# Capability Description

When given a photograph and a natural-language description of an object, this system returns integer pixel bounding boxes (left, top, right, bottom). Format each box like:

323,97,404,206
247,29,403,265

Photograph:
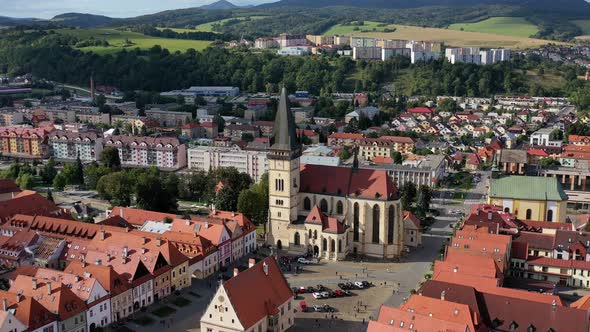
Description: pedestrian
362,318,365,324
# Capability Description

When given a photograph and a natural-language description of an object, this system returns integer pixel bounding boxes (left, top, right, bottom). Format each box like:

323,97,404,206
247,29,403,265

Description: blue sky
2,0,275,19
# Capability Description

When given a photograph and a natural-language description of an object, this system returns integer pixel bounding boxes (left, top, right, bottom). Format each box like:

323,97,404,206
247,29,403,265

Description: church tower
267,88,301,249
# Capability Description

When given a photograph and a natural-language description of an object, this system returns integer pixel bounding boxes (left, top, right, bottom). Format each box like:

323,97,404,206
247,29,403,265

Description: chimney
2,298,7,311
107,253,112,262
81,255,87,267
487,212,493,221
122,246,128,257
16,292,21,303
552,299,557,310
156,238,162,247
185,220,190,226
125,227,130,233
440,290,446,301
248,258,256,268
100,229,105,241
119,208,124,218
453,266,458,273
233,268,239,277
263,262,269,276
32,278,37,290
95,258,102,265
74,275,80,282
142,237,147,245
47,282,52,295
141,247,146,254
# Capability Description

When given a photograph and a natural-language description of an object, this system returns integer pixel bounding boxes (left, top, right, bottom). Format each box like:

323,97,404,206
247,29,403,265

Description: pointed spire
352,147,359,172
270,87,301,158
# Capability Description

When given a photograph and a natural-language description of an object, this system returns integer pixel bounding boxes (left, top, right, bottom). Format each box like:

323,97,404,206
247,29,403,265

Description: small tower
267,87,302,249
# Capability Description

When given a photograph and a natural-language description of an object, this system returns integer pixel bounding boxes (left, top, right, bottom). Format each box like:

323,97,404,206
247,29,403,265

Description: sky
1,0,276,19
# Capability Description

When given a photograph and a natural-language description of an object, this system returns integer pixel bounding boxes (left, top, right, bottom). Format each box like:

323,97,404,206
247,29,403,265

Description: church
267,88,405,260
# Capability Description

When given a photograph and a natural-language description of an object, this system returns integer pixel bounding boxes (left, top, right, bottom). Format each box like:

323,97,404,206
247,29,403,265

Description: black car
337,283,348,290
317,284,327,292
361,281,372,288
306,286,316,293
323,304,335,312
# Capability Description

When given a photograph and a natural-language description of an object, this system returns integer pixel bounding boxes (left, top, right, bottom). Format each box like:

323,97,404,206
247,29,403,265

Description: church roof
300,164,399,201
270,88,300,152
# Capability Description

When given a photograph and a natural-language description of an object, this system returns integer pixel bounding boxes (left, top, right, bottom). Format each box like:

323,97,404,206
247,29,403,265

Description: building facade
104,135,187,170
0,127,52,159
50,131,103,162
187,146,268,183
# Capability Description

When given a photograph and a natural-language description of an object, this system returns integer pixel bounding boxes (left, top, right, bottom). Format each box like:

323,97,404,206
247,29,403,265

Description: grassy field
193,16,266,32
56,28,211,54
448,17,539,38
351,24,563,49
573,20,590,35
323,21,397,35
523,69,567,91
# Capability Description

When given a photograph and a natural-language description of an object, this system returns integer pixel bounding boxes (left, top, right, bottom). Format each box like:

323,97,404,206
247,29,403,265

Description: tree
101,147,121,171
241,133,254,142
437,98,458,113
135,169,178,212
215,187,239,212
417,185,432,216
393,151,403,164
16,173,35,190
237,173,269,226
84,162,111,190
400,182,417,211
46,190,54,203
53,173,67,191
96,172,133,207
213,114,225,133
42,158,58,184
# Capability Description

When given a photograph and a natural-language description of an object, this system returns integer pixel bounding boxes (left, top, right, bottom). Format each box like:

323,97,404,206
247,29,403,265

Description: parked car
298,258,312,264
354,281,365,289
343,290,353,296
323,304,335,312
361,281,372,288
306,286,316,293
312,292,323,299
299,301,308,312
320,291,330,298
337,283,348,290
297,287,307,294
316,284,327,292
312,305,323,312
333,290,345,297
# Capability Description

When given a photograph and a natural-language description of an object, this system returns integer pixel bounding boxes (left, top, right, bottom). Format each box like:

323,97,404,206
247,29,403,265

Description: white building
353,47,382,60
530,127,563,147
445,47,481,64
480,48,511,65
200,257,294,332
50,131,104,162
410,51,441,64
187,146,268,182
161,86,240,98
277,46,311,56
381,48,411,61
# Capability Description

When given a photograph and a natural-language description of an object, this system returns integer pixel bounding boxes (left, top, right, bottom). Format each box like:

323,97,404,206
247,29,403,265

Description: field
55,28,211,54
448,17,539,38
193,16,267,32
573,20,590,35
323,21,397,35
351,24,563,49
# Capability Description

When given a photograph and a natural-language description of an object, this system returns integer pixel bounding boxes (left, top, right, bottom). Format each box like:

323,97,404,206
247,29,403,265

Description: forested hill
261,0,590,13
51,13,119,28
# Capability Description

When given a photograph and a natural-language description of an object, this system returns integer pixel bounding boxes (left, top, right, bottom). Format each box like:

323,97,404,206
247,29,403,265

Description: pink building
104,135,187,170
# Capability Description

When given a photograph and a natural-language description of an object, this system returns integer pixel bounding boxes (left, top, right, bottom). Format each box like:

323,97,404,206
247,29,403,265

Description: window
372,205,380,244
303,197,311,210
336,201,344,215
275,179,285,192
547,209,553,222
294,232,300,246
320,199,328,213
387,205,395,245
525,209,532,220
353,203,360,242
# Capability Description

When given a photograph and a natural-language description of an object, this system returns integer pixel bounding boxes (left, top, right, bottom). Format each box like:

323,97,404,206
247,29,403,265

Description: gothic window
372,205,380,244
547,209,553,222
304,197,311,210
320,199,328,213
336,201,344,215
388,205,395,245
353,203,360,242
294,232,300,246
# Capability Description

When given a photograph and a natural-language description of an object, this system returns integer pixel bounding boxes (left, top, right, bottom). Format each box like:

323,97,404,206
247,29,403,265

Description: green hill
448,17,539,38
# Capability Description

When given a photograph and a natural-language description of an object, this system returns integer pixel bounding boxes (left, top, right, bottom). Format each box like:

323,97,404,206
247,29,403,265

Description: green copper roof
270,87,301,152
489,176,568,201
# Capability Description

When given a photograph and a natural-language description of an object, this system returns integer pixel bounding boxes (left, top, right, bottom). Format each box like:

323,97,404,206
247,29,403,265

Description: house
181,122,218,139
403,211,422,247
344,106,380,124
497,149,528,175
200,257,294,332
327,132,363,146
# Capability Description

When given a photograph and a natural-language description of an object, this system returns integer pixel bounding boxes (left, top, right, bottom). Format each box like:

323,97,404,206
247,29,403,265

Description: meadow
323,21,397,35
573,20,590,39
193,16,267,32
351,24,563,49
448,17,539,39
55,28,211,54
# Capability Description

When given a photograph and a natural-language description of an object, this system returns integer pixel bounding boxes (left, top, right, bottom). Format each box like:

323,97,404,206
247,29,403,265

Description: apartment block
0,126,52,159
50,130,103,161
104,135,187,170
187,146,268,182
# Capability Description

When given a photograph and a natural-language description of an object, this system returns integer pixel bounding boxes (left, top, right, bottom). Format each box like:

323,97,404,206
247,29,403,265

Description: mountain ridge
199,0,239,10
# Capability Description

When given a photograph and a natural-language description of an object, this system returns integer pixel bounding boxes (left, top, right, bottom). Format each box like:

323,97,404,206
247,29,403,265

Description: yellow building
488,176,568,222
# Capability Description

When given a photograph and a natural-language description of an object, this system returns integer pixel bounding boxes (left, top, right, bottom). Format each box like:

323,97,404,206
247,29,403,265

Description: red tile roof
0,290,55,331
327,132,363,140
0,180,20,195
108,207,178,227
0,191,63,222
222,257,293,329
403,211,421,229
300,164,399,200
305,206,347,234
407,107,436,114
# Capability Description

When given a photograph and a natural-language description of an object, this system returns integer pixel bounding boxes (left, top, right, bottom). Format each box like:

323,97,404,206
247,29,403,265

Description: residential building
381,47,411,61
305,35,334,46
255,37,279,49
327,133,363,147
200,257,294,332
145,108,192,127
181,122,218,139
352,47,381,60
497,149,528,175
530,128,563,147
223,124,259,141
276,33,307,48
344,106,380,123
104,135,187,170
0,111,24,126
277,46,311,56
50,131,103,162
445,47,481,64
0,127,52,159
488,176,568,222
0,291,58,332
366,154,447,188
161,86,240,98
187,146,268,183
403,211,422,247
267,88,405,259
0,179,20,202
480,48,511,65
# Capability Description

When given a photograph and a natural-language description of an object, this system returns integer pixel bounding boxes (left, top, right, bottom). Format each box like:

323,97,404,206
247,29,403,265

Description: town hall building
267,88,405,260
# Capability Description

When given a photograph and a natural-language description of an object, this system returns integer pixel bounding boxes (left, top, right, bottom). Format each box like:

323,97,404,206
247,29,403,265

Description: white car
320,291,330,298
312,305,323,312
298,258,312,264
354,281,365,289
312,292,323,299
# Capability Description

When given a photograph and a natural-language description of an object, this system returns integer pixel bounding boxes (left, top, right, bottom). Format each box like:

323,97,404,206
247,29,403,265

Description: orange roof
328,132,363,140
401,295,478,331
10,275,87,320
222,257,293,329
433,270,500,289
0,191,63,221
571,293,590,310
64,261,130,296
0,290,55,331
373,156,393,164
403,211,421,229
379,136,414,144
434,260,499,281
371,302,473,332
109,207,177,227
569,135,590,143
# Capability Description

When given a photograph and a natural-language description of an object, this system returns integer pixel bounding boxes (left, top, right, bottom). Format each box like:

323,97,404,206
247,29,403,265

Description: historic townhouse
50,131,103,161
0,290,58,332
267,89,405,260
104,135,187,170
0,126,52,158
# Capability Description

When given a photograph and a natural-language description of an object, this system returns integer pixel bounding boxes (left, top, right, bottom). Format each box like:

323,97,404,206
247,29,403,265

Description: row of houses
0,184,257,332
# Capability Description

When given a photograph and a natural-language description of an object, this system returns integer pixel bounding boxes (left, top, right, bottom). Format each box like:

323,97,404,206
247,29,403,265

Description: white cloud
1,0,275,19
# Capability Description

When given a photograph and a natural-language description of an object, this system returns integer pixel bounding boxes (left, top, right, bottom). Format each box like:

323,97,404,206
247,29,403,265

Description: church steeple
269,87,301,160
